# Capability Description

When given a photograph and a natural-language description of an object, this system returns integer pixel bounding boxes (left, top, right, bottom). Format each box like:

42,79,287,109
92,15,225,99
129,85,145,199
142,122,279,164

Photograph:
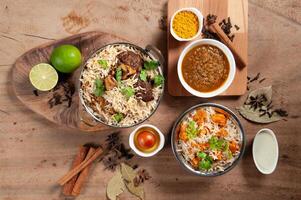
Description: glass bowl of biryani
79,43,165,128
171,103,246,176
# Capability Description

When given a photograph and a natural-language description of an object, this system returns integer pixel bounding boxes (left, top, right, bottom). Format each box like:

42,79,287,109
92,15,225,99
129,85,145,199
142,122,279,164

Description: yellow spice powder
172,11,199,39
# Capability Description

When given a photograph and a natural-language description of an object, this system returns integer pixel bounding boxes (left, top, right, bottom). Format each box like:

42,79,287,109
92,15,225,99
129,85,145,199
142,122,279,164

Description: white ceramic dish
170,7,203,41
252,128,279,174
177,39,236,98
129,124,165,157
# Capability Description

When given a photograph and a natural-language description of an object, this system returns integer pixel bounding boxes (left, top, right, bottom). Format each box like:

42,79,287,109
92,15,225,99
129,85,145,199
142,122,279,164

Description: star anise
101,132,134,171
115,143,134,160
133,169,151,187
106,132,121,150
102,155,119,171
245,94,267,110
259,108,273,118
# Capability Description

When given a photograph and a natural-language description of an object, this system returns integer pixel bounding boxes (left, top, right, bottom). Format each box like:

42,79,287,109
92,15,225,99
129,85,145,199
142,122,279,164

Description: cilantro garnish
115,67,122,83
121,86,135,99
112,113,124,123
154,74,164,87
93,78,105,97
209,136,227,150
199,159,212,170
98,59,108,69
144,60,159,70
139,69,147,81
197,151,213,170
186,121,197,139
197,152,207,159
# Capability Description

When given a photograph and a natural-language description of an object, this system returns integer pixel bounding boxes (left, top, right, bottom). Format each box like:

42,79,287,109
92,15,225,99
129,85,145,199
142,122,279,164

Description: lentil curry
182,44,229,92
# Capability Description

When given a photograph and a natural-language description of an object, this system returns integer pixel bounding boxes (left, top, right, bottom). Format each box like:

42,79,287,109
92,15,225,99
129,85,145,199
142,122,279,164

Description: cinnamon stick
209,23,247,68
71,147,96,196
62,146,89,196
58,147,103,186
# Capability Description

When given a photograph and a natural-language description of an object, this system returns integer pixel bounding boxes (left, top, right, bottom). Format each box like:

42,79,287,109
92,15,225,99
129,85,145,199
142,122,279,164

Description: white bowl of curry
177,39,236,98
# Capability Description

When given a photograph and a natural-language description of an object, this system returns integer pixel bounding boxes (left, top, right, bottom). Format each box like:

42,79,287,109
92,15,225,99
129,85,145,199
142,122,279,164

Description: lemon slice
29,63,58,91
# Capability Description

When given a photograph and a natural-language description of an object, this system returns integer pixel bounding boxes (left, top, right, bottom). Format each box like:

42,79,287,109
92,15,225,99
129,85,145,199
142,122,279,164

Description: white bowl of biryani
171,103,246,176
79,43,164,128
170,7,203,41
178,39,236,98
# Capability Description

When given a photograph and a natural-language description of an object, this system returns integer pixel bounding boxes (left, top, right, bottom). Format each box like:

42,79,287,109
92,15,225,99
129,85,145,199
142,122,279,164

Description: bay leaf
237,105,282,123
125,181,145,200
107,167,126,200
120,163,136,182
246,86,272,105
121,163,145,200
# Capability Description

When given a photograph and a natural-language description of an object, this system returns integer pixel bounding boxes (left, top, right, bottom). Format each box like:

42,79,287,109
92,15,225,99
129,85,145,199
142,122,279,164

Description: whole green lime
50,44,82,73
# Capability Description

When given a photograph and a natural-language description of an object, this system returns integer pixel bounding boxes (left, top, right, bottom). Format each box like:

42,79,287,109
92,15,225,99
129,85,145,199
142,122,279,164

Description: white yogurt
252,128,279,174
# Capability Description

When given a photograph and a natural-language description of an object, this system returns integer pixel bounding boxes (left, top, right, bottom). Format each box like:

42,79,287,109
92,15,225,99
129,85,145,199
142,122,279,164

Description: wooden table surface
0,0,300,200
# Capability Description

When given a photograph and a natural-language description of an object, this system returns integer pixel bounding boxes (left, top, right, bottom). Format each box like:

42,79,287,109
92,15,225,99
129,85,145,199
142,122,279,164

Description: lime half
29,63,58,91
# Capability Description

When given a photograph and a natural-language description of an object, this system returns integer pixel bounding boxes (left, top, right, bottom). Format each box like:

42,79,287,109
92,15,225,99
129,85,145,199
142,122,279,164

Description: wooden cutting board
12,31,128,132
167,0,248,96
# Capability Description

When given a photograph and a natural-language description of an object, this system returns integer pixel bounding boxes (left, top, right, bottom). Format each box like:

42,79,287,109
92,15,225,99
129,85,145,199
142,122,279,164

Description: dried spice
249,72,261,83
47,81,75,108
237,86,288,123
206,14,217,25
107,163,148,200
133,169,151,187
202,14,239,42
219,17,239,42
48,92,62,108
172,11,199,39
103,156,119,171
158,15,167,31
121,163,145,200
106,167,126,200
33,89,39,96
106,132,121,150
102,133,134,171
272,109,288,117
202,14,219,40
247,72,267,91
234,24,240,30
245,94,268,110
259,78,266,83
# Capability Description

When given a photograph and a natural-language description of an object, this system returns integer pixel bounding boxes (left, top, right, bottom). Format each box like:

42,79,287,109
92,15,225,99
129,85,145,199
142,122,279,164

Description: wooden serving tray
167,0,248,96
12,31,128,132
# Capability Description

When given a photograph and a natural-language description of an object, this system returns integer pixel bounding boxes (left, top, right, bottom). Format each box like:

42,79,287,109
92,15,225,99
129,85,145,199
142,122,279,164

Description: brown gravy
182,44,229,92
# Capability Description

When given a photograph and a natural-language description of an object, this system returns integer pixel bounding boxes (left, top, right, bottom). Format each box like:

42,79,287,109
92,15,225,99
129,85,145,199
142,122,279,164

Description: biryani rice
80,44,163,127
177,106,242,172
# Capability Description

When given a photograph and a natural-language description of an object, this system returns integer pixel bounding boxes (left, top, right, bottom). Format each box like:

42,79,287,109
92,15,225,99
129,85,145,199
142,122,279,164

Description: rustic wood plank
167,0,248,96
12,31,128,132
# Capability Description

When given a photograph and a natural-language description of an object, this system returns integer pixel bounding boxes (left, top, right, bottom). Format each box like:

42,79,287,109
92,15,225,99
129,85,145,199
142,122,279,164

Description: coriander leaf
197,152,207,159
94,79,105,96
186,121,197,139
121,87,135,99
223,141,233,159
144,60,159,70
154,75,164,87
139,69,147,81
98,59,108,69
116,68,122,83
113,113,124,123
209,136,226,150
199,159,212,170
223,141,229,151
